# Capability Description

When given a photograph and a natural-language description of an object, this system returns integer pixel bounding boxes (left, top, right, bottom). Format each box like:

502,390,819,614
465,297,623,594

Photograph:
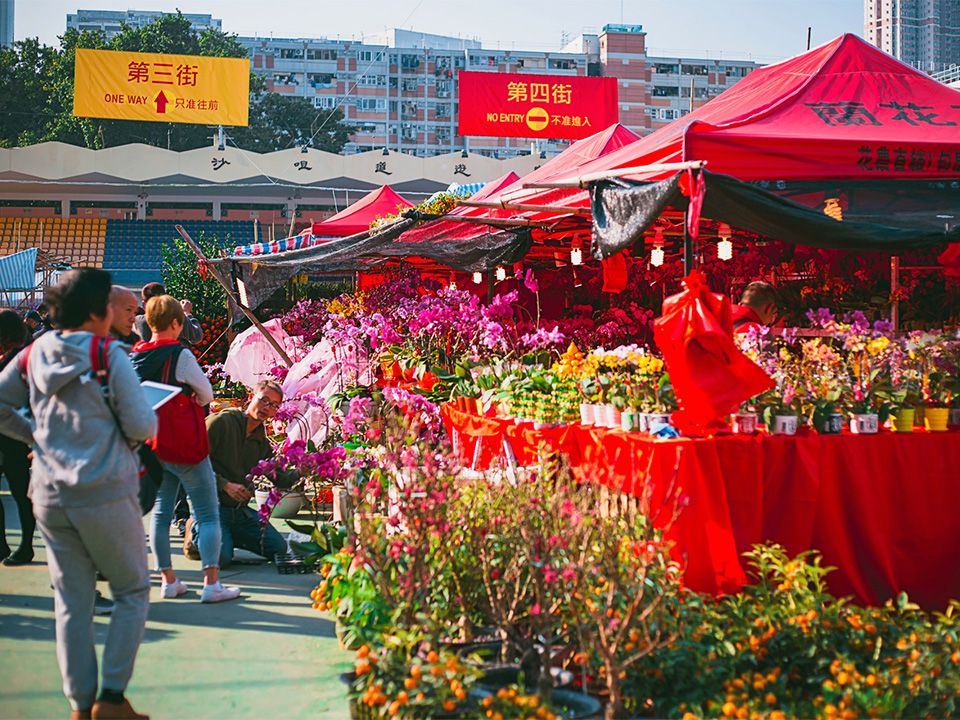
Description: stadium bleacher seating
0,217,106,268
0,217,259,289
102,219,258,288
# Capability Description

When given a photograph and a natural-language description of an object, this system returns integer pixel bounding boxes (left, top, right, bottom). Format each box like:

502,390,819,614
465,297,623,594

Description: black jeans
0,434,34,555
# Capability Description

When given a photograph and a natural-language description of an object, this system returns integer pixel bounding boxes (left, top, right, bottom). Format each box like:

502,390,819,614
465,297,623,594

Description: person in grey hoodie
0,268,157,720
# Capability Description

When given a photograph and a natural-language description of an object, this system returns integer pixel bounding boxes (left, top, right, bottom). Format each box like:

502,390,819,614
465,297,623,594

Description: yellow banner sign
73,48,249,126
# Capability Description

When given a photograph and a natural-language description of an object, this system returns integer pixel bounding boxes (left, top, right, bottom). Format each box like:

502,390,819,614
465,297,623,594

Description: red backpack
145,345,210,465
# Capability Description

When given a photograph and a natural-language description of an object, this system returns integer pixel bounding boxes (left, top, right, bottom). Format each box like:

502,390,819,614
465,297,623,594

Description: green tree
2,11,353,153
160,232,231,317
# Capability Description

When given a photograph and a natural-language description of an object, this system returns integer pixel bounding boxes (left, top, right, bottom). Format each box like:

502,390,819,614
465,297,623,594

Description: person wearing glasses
201,380,290,567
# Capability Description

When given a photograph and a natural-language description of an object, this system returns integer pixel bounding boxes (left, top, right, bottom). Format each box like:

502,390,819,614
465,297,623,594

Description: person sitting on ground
108,286,141,346
130,295,240,604
731,281,778,335
198,380,290,567
0,310,35,566
0,268,157,720
133,282,203,347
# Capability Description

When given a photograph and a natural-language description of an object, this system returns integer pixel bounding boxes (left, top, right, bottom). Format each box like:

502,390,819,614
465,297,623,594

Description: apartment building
239,25,759,157
66,9,222,37
864,0,960,73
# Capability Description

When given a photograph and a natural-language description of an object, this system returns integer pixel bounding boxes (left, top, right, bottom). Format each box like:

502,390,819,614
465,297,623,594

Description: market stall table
442,404,960,611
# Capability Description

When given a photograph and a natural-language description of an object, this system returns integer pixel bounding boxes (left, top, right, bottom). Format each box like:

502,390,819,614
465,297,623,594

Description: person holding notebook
130,295,240,604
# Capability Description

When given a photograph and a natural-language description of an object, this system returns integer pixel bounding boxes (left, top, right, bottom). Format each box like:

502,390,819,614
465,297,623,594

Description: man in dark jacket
201,380,289,567
133,282,203,347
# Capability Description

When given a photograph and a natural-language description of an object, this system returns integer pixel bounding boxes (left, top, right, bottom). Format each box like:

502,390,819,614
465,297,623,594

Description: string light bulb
570,247,582,266
472,271,483,284
650,227,665,267
717,223,733,261
495,266,506,282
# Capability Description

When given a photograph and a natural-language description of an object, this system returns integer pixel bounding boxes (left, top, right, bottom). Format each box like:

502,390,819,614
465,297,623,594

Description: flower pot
603,404,621,429
949,408,960,427
818,413,844,435
255,489,303,519
925,407,950,432
579,403,595,426
636,412,649,432
892,408,915,432
771,415,797,436
849,413,879,435
645,413,672,433
732,413,758,435
621,410,641,432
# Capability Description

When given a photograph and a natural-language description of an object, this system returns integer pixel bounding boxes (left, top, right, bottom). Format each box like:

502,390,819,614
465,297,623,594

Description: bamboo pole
174,224,293,367
455,199,591,216
523,160,707,189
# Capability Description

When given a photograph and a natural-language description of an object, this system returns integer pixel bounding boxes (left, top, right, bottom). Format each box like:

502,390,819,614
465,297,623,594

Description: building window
280,48,302,59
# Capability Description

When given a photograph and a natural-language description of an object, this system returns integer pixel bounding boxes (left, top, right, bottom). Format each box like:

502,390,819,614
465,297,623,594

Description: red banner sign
457,71,618,140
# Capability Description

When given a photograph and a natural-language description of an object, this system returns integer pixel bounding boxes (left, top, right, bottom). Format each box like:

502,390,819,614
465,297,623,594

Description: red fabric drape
442,403,960,610
653,272,773,435
601,251,629,294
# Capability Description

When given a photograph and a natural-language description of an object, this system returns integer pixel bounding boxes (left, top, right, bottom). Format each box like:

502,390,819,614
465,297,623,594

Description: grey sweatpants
34,494,150,711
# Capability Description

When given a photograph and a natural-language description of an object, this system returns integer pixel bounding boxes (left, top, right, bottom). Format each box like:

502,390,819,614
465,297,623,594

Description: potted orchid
249,438,345,523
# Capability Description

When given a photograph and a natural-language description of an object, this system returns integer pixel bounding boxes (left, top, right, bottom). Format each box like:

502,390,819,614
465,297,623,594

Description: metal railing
932,64,960,84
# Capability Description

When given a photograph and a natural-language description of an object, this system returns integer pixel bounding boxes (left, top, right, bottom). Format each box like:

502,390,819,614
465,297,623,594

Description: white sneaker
201,582,241,603
160,579,188,599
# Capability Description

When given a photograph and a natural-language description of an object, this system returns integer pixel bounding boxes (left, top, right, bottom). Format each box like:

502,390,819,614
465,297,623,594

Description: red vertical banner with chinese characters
457,72,618,140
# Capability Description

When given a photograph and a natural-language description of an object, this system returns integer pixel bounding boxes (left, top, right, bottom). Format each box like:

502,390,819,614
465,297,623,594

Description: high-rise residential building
0,0,14,48
238,24,758,158
66,9,221,39
864,0,960,73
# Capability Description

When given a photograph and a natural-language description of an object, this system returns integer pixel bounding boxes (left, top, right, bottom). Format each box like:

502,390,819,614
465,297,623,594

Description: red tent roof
312,185,414,237
550,35,960,183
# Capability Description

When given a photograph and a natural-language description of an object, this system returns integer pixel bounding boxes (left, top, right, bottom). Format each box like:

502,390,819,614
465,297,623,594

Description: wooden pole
456,199,591,216
523,160,706,189
890,255,899,332
174,224,293,367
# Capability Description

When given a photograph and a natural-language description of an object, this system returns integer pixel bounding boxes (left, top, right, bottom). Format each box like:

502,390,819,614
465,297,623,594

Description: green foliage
160,232,232,317
623,544,960,719
0,12,352,153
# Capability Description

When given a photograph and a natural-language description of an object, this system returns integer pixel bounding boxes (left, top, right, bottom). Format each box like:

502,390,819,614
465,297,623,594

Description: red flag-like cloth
601,250,629,294
653,272,773,435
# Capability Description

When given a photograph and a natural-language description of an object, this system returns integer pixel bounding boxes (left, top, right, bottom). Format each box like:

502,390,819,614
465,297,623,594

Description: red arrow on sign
155,91,169,114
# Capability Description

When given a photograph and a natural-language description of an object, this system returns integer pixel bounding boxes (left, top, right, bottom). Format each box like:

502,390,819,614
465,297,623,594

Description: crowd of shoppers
0,271,288,719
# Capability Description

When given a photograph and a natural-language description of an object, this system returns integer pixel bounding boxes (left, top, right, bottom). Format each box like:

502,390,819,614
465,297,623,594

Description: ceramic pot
645,413,671,433
892,408,915,432
771,415,797,436
621,410,641,432
603,404,621,429
949,408,960,426
579,403,595,425
255,489,303,519
732,413,758,435
819,412,844,435
849,413,879,435
925,407,949,432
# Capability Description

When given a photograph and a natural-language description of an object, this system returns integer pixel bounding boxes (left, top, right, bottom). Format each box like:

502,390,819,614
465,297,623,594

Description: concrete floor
0,491,353,720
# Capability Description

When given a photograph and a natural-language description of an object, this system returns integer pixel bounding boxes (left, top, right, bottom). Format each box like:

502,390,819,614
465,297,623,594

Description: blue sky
17,0,864,64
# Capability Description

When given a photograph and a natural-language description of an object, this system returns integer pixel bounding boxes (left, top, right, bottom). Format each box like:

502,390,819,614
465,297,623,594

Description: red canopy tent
311,185,414,237
550,34,960,184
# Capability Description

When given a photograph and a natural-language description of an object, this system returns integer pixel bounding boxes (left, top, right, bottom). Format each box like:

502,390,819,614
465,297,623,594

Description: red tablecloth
442,404,960,610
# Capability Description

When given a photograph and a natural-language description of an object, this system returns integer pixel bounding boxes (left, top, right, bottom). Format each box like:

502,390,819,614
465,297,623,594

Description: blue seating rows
102,219,258,272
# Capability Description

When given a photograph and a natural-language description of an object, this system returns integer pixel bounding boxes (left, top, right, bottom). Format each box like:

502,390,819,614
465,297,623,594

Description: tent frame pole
890,255,899,332
174,224,293,367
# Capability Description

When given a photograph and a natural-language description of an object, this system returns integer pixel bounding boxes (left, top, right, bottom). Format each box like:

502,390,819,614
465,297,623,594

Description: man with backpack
0,268,156,720
130,295,240,603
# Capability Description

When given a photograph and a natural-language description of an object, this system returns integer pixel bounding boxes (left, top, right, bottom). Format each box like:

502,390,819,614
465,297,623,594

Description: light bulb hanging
650,247,665,267
495,266,506,282
570,247,582,266
717,238,733,261
472,271,483,284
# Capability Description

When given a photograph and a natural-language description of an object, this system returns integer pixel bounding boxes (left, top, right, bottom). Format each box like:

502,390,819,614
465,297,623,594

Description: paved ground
0,491,353,720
